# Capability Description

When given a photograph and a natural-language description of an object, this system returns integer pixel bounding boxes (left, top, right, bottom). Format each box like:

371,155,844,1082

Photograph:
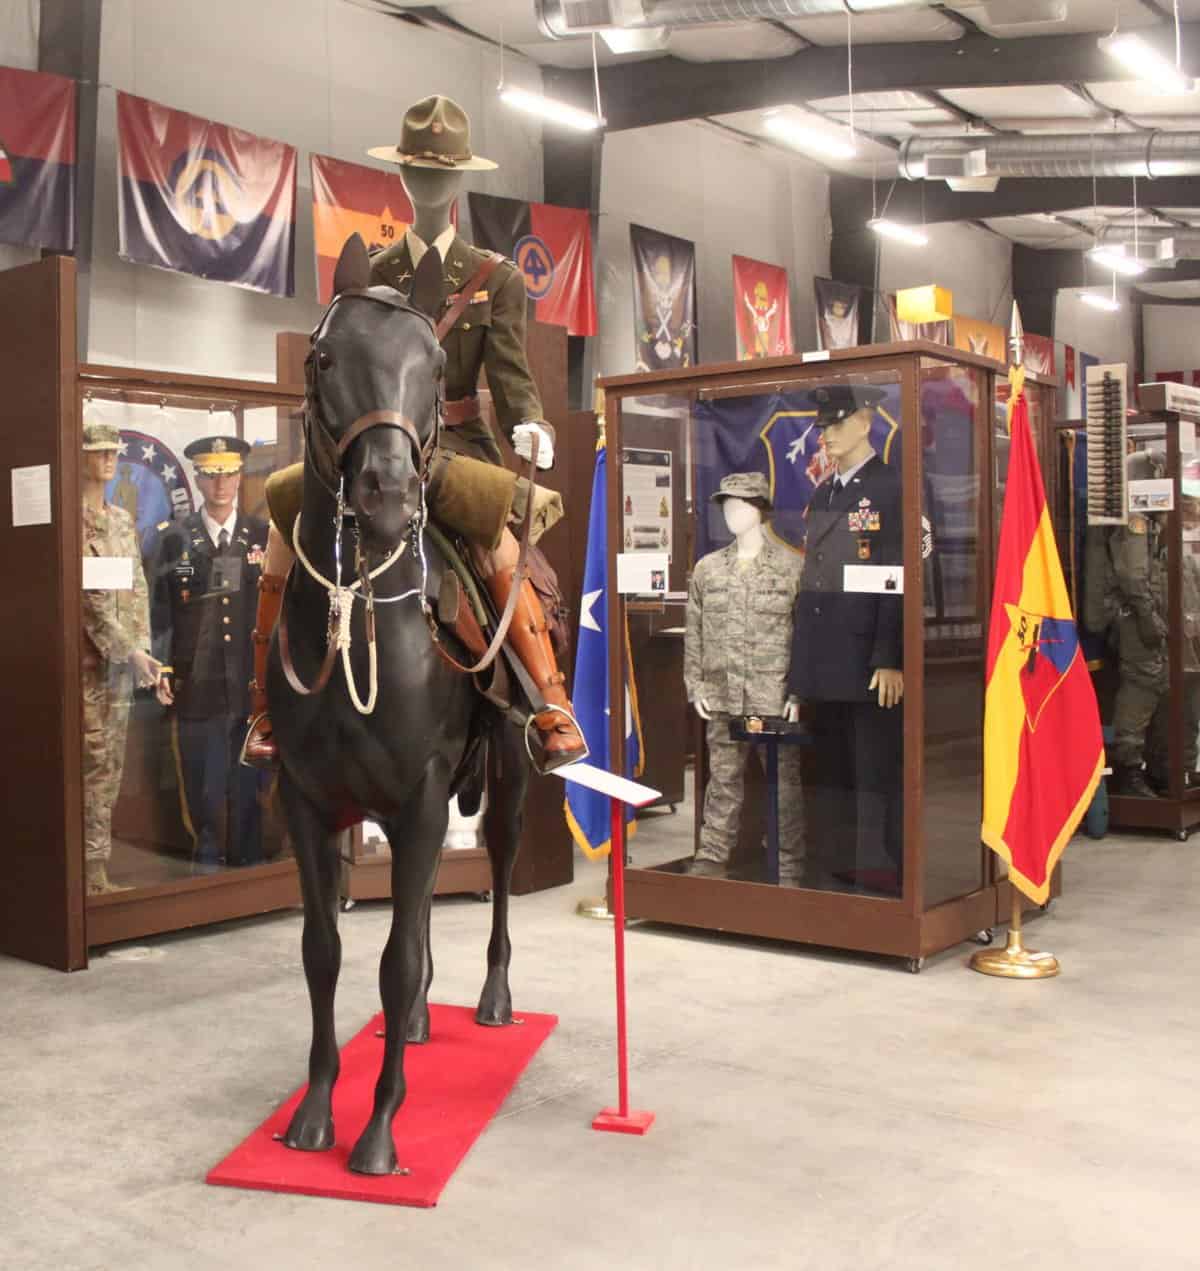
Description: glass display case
599,342,1036,969
1053,403,1200,839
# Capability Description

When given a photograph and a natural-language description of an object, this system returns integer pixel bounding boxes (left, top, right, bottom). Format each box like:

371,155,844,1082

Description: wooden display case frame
599,342,1059,969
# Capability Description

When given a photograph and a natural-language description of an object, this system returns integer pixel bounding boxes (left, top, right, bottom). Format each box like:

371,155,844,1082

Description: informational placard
1128,479,1174,513
82,556,134,590
843,564,904,594
11,464,51,527
616,551,668,596
621,447,672,557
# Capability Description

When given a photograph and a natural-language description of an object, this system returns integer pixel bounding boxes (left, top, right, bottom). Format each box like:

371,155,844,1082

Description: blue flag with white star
564,440,643,860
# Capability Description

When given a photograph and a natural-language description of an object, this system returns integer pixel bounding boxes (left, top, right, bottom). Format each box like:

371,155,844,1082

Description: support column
39,0,102,360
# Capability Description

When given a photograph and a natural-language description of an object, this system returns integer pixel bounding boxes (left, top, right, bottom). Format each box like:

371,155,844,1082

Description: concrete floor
2,828,1198,1271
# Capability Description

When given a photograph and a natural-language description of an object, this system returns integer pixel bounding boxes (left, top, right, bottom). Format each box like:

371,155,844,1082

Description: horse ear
408,247,444,320
333,233,372,296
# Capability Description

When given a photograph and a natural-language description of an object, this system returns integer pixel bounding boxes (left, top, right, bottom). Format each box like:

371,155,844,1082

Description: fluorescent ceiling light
1087,243,1147,277
1080,291,1121,313
1098,32,1195,95
763,111,857,161
868,218,929,247
599,27,668,54
499,87,603,132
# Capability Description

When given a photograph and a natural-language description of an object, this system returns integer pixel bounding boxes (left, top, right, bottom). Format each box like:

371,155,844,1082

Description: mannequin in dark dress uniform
788,386,904,892
149,436,269,870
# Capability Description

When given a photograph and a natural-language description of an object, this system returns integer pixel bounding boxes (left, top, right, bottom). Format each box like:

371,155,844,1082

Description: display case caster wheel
906,957,924,974
476,890,492,903
972,928,994,946
1177,830,1190,842
669,803,677,814
341,897,356,913
1041,899,1053,914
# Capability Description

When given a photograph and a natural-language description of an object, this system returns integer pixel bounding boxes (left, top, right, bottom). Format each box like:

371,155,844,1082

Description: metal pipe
900,131,1200,180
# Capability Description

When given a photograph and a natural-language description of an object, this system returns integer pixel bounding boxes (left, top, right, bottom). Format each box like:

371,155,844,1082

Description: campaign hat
185,435,250,475
367,95,498,171
810,384,886,427
710,471,772,511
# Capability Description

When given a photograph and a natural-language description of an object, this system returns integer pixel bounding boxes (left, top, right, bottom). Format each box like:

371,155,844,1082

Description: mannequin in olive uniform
148,437,268,869
787,385,904,893
81,422,161,895
684,472,805,882
1108,449,1200,796
243,95,584,773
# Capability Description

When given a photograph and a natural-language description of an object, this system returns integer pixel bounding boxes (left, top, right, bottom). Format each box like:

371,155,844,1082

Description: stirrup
239,713,279,770
523,703,589,774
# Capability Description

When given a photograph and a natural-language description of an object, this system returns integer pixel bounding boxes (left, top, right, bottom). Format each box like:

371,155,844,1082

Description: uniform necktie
218,529,230,553
829,476,843,507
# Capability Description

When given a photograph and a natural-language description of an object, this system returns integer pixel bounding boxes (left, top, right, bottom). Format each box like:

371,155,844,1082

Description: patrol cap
82,422,121,451
184,434,250,475
810,384,886,427
710,471,772,511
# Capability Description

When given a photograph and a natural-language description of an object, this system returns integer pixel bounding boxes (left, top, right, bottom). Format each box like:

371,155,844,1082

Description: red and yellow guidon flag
982,364,1104,903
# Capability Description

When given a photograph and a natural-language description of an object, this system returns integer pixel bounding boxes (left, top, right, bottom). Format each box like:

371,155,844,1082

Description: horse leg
404,896,433,1045
477,721,529,1026
278,767,342,1152
348,759,449,1176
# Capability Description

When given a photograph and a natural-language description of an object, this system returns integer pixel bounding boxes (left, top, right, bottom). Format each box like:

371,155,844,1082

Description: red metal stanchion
592,797,655,1135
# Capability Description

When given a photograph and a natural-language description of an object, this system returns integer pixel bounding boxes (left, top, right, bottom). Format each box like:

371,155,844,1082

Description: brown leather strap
443,395,479,426
278,575,339,697
436,253,504,342
335,409,421,463
427,431,540,677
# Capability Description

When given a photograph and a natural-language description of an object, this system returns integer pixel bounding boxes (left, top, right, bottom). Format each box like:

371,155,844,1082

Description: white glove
783,695,800,723
513,421,554,470
694,697,712,721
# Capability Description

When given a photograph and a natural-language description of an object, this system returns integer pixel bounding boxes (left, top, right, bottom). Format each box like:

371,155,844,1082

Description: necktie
829,477,843,507
217,528,230,553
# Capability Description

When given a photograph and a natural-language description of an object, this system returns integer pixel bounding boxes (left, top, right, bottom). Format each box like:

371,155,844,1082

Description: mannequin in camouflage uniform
684,473,805,882
81,422,161,894
1108,450,1200,795
242,95,585,774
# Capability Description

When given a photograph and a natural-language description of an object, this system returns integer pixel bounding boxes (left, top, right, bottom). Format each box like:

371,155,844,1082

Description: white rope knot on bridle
292,508,426,715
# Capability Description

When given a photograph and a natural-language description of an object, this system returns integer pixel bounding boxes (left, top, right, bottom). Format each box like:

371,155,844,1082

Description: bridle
282,288,443,713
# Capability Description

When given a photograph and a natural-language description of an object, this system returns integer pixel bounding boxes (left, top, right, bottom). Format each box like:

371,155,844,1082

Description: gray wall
1143,304,1200,379
597,120,831,377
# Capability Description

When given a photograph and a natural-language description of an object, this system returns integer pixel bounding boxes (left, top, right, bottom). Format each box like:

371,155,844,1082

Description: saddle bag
526,544,571,662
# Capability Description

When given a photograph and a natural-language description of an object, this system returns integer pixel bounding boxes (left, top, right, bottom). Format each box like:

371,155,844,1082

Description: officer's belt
444,394,481,426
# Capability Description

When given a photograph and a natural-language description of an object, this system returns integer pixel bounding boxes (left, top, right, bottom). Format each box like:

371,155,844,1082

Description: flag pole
971,301,1061,980
577,386,614,921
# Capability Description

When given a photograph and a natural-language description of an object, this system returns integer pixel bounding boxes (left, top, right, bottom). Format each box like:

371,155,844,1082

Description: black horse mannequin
271,235,529,1176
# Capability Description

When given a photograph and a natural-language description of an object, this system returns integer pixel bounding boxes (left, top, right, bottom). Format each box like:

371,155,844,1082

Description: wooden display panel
0,257,86,970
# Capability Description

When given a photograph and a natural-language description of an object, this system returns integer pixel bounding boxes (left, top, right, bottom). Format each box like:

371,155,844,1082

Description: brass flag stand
970,889,1059,979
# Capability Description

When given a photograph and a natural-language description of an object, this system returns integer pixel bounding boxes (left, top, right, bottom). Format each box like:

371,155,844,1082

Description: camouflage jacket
684,537,802,716
82,501,151,664
369,234,548,464
1111,517,1200,673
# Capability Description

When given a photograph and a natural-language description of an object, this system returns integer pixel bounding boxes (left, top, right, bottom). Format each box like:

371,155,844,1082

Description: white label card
11,464,51,527
843,564,904,595
82,556,134,590
1181,421,1196,456
1128,479,1173,513
616,551,668,595
801,350,831,363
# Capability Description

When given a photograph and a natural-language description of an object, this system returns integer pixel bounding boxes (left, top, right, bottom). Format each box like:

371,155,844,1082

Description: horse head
305,233,446,551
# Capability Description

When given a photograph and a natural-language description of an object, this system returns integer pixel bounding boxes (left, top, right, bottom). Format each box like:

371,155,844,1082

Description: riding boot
241,572,287,769
484,566,588,773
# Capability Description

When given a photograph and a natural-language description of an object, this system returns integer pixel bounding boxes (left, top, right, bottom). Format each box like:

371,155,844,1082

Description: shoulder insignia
157,520,169,531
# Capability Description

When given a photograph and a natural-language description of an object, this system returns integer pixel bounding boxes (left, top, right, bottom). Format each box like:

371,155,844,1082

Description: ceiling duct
900,131,1200,182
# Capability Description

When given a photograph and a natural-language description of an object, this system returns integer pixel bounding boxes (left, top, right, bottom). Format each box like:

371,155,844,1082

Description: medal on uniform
857,537,871,560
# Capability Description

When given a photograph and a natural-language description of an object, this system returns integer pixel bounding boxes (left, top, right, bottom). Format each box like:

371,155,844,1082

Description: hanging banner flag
0,66,75,251
953,315,1007,363
732,254,791,360
1025,333,1056,378
468,192,596,337
117,92,296,297
311,154,418,304
982,364,1104,903
1064,345,1076,390
885,293,951,346
631,223,697,372
814,277,862,351
564,438,644,860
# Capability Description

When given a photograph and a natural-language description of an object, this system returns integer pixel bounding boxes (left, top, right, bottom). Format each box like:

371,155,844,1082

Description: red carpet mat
207,1004,557,1207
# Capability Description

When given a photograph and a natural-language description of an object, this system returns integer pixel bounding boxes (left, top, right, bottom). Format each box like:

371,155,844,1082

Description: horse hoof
406,1004,430,1045
348,1125,399,1176
281,1116,335,1152
476,969,513,1026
